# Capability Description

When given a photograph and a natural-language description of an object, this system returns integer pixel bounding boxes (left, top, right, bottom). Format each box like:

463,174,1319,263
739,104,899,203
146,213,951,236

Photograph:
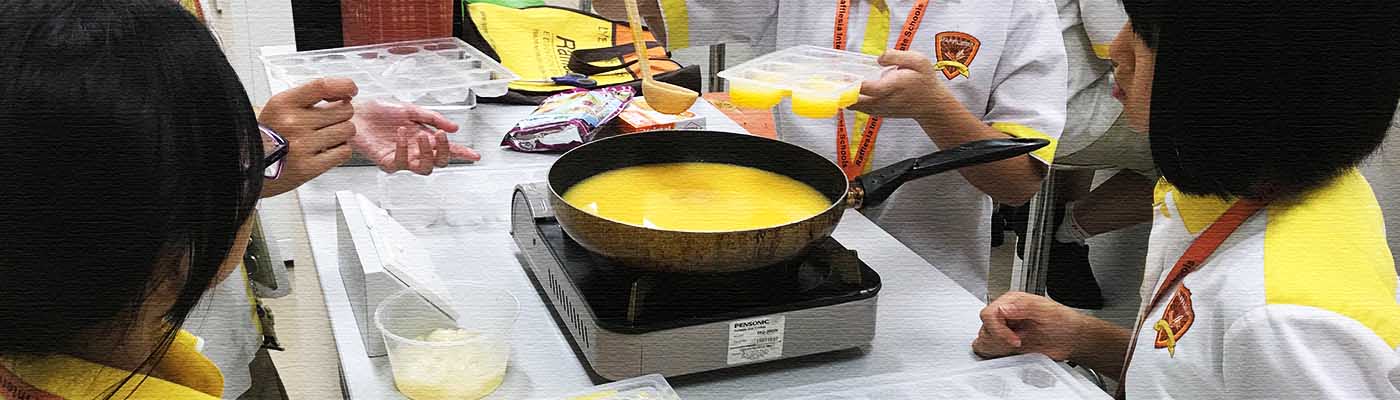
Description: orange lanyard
1115,199,1267,398
833,0,930,179
0,364,64,400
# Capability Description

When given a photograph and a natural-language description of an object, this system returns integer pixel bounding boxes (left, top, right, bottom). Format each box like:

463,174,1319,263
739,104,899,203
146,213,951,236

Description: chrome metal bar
708,43,727,92
1010,167,1060,295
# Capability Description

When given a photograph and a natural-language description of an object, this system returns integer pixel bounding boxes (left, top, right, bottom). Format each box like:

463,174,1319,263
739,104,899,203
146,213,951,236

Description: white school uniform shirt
186,265,263,398
1128,171,1400,399
1054,0,1126,155
657,0,1068,299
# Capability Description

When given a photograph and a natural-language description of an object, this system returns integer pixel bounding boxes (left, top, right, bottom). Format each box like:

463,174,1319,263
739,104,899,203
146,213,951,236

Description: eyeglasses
259,124,288,180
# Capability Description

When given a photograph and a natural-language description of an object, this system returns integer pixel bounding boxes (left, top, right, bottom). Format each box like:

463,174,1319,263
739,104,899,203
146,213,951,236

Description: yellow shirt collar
2,330,223,399
1155,178,1234,234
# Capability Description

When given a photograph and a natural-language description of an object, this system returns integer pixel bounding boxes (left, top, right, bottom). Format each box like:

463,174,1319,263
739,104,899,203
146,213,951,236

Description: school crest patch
934,31,979,80
1154,285,1195,357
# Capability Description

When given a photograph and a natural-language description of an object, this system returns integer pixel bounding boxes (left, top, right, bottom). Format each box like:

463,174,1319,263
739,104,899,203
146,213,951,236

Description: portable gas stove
510,182,882,381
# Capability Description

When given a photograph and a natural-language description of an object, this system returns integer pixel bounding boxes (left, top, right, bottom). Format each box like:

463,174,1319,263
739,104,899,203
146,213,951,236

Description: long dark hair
0,0,262,396
1122,0,1400,200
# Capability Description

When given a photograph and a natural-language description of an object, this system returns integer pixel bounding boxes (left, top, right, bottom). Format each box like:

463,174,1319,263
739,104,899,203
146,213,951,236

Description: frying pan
547,130,1048,273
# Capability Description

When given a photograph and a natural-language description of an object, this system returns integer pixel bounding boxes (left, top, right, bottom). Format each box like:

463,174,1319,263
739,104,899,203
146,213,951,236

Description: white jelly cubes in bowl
374,282,519,400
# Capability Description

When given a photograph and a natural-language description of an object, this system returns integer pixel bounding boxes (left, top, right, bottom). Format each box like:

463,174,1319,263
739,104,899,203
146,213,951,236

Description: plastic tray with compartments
533,374,680,400
260,37,518,108
718,45,887,119
742,354,1113,400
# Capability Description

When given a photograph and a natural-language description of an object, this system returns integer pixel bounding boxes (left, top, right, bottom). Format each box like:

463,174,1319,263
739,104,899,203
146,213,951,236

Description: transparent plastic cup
791,79,847,119
439,178,492,227
375,283,519,400
728,63,797,109
379,171,444,229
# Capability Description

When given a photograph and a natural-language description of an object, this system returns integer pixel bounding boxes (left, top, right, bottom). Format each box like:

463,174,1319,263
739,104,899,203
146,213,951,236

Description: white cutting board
356,194,459,321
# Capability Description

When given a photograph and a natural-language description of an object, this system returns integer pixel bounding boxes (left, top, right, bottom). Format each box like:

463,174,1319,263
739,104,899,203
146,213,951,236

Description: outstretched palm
350,100,481,175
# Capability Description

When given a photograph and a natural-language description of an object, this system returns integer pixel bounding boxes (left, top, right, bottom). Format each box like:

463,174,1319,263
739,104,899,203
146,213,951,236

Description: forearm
914,101,1047,205
1067,314,1132,378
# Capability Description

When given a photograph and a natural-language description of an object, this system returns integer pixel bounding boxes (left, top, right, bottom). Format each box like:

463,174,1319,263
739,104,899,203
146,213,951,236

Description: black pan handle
851,138,1050,208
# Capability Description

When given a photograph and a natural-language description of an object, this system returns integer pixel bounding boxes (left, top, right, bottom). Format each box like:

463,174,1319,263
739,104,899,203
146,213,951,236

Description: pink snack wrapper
500,86,635,152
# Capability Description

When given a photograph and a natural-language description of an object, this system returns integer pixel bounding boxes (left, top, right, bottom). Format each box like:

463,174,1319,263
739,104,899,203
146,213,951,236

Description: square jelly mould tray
531,374,679,400
741,354,1112,400
260,38,519,107
717,45,888,118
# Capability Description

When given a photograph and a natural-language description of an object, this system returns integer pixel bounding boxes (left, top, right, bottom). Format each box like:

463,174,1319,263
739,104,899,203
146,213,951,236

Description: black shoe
990,206,1007,248
1001,204,1031,258
1046,239,1105,309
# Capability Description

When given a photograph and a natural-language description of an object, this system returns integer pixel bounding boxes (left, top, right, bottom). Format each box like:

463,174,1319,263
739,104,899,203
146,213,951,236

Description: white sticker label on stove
727,315,785,365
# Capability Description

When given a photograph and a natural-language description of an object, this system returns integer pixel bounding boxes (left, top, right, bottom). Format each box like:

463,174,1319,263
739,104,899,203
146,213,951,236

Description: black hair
0,0,262,396
1122,0,1400,200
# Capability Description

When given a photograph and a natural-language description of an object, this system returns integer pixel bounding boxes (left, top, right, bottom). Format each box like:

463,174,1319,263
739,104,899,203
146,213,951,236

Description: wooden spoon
623,0,698,115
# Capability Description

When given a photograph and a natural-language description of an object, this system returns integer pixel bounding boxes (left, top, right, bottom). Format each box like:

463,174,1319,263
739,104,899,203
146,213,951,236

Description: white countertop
294,99,990,398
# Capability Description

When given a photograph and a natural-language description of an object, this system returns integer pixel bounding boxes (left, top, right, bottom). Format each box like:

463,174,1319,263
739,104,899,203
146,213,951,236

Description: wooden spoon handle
623,0,653,82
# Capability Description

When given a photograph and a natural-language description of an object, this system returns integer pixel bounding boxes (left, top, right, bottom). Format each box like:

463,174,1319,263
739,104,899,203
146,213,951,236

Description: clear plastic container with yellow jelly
718,45,885,119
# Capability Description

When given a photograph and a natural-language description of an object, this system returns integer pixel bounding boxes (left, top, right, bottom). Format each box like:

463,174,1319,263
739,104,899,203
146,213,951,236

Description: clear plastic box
717,45,886,119
260,38,519,108
375,282,520,400
742,354,1112,400
535,374,680,400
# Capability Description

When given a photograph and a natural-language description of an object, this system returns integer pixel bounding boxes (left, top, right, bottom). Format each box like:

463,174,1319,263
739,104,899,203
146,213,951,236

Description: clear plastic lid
717,45,887,119
260,37,519,108
741,354,1112,400
536,374,681,400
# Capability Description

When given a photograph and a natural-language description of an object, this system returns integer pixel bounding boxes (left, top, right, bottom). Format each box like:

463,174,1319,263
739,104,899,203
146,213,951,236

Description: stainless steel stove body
510,183,881,381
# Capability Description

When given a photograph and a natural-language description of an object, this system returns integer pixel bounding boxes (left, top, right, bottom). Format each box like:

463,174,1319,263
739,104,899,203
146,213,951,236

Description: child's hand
850,50,957,120
972,291,1087,361
258,78,359,198
350,100,480,175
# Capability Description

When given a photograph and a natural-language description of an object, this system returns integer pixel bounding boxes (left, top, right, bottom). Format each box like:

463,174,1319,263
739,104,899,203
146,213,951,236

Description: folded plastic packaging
500,86,635,152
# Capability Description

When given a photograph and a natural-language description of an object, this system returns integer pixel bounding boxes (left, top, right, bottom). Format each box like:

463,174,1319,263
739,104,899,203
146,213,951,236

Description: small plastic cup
375,283,519,400
270,57,306,67
829,74,863,108
798,49,844,62
789,73,863,119
729,79,788,109
791,80,845,119
450,59,485,70
379,171,444,229
388,46,422,56
315,62,360,75
462,69,494,82
727,63,797,109
312,54,349,63
437,170,506,227
423,42,461,51
436,50,467,60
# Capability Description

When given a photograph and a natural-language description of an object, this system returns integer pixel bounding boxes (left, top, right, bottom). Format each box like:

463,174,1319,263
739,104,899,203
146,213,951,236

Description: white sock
1055,201,1092,244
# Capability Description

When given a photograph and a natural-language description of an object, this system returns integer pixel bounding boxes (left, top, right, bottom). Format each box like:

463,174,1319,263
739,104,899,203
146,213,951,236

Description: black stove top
531,219,882,334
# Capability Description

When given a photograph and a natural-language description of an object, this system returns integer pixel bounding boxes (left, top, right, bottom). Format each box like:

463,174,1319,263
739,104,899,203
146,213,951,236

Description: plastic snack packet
501,86,634,152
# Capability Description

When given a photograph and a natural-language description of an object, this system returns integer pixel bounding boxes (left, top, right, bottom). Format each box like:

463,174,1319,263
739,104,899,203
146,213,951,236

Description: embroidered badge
934,31,979,79
1154,285,1195,357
